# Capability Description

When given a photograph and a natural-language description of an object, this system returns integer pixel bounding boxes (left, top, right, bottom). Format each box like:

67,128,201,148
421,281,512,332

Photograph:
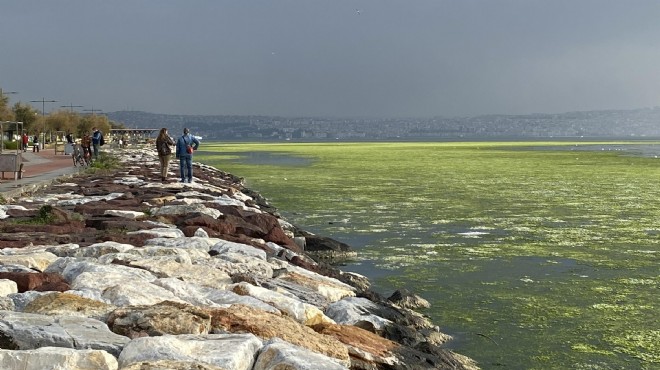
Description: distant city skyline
3,1,660,118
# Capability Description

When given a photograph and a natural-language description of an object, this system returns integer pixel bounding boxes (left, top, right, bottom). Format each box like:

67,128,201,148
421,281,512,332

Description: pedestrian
175,127,200,183
155,127,175,182
22,133,29,152
91,127,103,159
81,132,92,161
32,135,39,153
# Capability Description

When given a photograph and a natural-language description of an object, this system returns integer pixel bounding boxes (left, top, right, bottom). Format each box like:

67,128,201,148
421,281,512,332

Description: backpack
99,133,105,146
157,139,171,156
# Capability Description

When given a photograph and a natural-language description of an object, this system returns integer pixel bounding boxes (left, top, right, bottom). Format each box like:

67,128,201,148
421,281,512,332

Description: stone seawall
0,148,478,370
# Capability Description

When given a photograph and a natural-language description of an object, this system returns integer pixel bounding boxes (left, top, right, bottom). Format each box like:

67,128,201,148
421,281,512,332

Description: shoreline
0,147,478,369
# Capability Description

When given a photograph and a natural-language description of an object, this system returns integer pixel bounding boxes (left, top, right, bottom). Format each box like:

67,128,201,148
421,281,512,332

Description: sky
2,0,660,118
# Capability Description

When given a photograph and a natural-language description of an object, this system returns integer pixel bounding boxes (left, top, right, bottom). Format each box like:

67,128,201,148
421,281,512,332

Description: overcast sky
2,1,660,118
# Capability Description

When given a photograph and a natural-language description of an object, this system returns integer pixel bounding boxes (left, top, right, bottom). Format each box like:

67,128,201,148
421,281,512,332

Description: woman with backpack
155,128,175,182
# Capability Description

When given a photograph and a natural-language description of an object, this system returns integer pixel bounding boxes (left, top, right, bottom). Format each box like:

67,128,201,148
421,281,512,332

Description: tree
0,93,16,121
78,115,96,138
81,114,111,135
12,102,39,133
46,110,80,136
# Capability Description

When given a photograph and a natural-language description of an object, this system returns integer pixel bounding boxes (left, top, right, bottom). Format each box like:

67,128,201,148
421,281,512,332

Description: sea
199,140,660,370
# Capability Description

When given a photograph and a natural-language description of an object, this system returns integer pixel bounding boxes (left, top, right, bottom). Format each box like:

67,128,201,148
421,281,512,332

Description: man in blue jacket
91,128,103,160
175,127,200,183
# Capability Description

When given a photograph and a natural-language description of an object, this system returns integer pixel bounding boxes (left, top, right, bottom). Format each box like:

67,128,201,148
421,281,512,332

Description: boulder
231,282,334,326
0,311,129,357
388,288,431,310
0,251,59,272
254,338,349,370
0,272,69,293
117,334,262,370
0,280,18,297
23,292,116,321
209,305,349,363
107,301,212,338
0,347,118,370
143,236,222,251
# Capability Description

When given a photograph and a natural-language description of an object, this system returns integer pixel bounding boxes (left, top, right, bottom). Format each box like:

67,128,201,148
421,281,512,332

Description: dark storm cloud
2,0,660,117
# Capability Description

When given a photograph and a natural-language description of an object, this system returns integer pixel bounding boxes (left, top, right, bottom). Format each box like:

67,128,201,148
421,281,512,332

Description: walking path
0,149,82,199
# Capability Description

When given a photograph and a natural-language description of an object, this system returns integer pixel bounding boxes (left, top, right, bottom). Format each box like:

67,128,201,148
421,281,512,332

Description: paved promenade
0,149,82,199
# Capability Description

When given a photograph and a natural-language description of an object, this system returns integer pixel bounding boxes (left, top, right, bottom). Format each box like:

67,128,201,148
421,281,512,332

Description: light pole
83,108,103,115
0,88,18,97
61,103,83,112
30,98,57,149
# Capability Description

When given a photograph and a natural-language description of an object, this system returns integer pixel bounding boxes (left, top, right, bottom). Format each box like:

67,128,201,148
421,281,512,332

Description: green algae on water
197,141,660,369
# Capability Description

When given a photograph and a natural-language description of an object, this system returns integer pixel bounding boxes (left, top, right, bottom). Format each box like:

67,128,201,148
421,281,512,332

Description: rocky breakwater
0,148,478,370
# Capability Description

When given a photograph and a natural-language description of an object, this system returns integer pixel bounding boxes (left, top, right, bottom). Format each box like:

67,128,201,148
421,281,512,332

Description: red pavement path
7,149,75,180
0,149,81,198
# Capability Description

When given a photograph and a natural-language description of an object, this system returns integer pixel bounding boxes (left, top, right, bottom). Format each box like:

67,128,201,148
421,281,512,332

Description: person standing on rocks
91,127,103,160
175,127,200,183
155,127,175,182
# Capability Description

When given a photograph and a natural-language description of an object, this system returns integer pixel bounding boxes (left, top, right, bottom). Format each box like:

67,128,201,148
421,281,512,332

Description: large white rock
0,263,35,273
0,347,118,370
123,257,232,290
127,227,186,239
103,209,146,219
151,278,222,308
0,205,29,219
7,291,52,312
324,297,393,331
273,263,356,303
113,176,144,185
210,240,268,260
104,245,209,262
142,245,210,260
69,273,187,307
206,253,273,280
55,192,124,206
117,334,262,370
143,236,223,251
46,259,156,284
0,280,18,297
0,251,59,272
231,282,334,325
152,278,280,313
0,311,129,356
100,252,193,266
254,338,349,370
150,203,222,219
61,241,135,259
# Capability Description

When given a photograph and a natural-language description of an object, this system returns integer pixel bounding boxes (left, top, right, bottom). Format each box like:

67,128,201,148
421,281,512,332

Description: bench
0,153,23,180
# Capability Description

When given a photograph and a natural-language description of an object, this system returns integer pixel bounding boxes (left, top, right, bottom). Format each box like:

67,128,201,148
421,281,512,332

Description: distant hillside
107,108,660,140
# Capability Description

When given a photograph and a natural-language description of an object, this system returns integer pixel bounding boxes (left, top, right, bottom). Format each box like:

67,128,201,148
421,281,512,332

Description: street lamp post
61,103,83,112
0,88,18,97
83,108,103,115
30,98,57,149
